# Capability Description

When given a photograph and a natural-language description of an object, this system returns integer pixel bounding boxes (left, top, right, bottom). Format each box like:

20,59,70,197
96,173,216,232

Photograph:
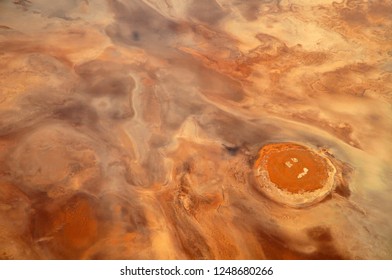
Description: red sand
255,143,331,193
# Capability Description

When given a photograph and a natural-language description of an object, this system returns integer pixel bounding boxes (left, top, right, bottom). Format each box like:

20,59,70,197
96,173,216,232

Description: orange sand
255,143,330,193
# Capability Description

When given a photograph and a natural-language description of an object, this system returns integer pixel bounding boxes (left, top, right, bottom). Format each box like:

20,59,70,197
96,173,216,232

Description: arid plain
0,0,391,259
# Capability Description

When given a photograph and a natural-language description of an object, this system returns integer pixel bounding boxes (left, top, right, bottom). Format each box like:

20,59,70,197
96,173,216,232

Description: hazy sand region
0,0,391,259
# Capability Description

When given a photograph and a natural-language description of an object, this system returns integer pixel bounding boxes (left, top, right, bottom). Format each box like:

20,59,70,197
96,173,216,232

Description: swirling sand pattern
0,0,391,259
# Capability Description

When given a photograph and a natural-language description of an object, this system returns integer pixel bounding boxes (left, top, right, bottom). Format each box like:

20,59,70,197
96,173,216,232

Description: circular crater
254,143,336,208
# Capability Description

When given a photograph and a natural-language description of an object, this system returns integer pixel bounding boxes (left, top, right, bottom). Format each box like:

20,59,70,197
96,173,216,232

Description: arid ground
0,0,391,259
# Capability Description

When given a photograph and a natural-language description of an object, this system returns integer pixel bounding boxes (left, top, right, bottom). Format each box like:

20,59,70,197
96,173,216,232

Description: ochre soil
255,143,330,193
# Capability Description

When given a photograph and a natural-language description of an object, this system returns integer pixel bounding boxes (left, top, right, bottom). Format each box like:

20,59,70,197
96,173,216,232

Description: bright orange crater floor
255,143,331,193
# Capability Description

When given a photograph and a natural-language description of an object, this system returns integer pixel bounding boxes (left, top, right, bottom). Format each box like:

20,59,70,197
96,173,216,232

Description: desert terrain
0,0,391,259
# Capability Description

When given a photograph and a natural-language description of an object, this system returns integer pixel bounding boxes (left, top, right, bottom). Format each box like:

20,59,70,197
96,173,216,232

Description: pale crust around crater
254,143,336,208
